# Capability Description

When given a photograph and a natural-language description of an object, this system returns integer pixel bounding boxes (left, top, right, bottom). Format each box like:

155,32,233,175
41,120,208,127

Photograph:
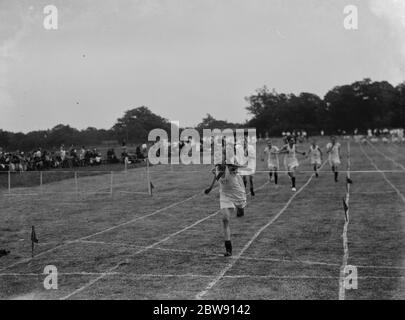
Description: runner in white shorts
326,136,341,182
205,143,247,257
263,140,279,185
279,136,306,192
308,140,322,178
236,136,256,196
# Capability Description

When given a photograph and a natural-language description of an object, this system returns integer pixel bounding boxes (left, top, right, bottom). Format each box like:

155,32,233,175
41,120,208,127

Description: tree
45,124,80,147
0,130,9,149
196,114,241,134
112,106,170,143
2,78,405,151
395,82,405,127
245,87,325,135
324,79,399,132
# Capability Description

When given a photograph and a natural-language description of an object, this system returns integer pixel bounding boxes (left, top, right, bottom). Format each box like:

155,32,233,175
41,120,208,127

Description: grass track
0,138,404,299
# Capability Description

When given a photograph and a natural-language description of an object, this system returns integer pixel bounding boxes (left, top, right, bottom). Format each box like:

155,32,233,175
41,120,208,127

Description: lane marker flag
31,226,39,257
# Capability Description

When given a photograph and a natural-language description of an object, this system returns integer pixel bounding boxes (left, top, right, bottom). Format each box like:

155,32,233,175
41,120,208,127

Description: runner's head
287,136,295,146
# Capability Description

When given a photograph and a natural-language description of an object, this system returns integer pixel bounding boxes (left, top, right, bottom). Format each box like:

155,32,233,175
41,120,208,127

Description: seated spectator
136,146,144,160
107,148,119,164
0,140,152,172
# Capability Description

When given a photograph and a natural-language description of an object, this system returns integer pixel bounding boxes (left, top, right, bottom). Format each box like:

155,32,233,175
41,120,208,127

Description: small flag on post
146,158,154,196
346,177,353,185
342,198,349,222
147,181,155,196
31,226,39,257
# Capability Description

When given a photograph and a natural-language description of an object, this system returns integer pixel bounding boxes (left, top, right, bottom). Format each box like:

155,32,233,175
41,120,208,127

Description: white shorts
220,196,246,210
285,158,299,171
239,162,256,176
311,159,321,166
238,169,254,176
268,162,279,170
329,158,341,167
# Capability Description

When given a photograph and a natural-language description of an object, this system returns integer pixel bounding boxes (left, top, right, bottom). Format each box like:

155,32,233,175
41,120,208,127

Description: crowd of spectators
0,144,147,172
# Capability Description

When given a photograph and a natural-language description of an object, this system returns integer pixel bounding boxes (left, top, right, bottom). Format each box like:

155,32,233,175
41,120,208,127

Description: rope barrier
339,140,353,300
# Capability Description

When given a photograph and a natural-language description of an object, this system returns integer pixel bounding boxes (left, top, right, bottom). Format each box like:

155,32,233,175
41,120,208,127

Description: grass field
0,137,404,300
0,161,146,190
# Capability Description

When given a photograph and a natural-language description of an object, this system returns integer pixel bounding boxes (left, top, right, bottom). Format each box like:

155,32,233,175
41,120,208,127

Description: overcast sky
1,0,405,132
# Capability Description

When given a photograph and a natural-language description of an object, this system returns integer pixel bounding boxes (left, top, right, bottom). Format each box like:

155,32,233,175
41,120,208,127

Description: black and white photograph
1,0,405,306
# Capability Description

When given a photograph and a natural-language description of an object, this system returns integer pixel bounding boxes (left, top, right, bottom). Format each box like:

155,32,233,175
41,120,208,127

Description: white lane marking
2,272,405,280
0,190,205,272
367,141,405,171
78,239,340,267
360,144,405,204
60,182,269,300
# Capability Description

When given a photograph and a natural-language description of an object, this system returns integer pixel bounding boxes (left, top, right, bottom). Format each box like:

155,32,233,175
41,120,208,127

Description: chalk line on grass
367,141,405,171
79,239,341,267
0,189,206,273
360,144,405,204
60,182,269,300
384,144,405,161
77,192,203,242
2,272,405,280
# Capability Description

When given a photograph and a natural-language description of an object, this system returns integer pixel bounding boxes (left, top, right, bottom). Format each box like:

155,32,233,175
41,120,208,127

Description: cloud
369,0,405,83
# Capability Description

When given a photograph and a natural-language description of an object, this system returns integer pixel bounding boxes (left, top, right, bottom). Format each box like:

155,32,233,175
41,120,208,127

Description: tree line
1,78,404,151
246,78,405,137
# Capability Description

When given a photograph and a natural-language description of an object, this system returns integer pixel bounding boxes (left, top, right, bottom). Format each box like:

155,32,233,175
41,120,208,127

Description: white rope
137,169,405,174
339,141,351,300
0,166,149,197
